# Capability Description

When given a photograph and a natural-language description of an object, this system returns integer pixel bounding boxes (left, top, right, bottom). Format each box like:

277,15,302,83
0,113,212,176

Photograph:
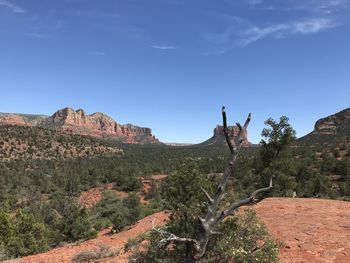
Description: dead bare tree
153,107,273,263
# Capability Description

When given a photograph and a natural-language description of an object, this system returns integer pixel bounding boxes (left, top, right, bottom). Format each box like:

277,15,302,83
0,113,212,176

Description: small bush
124,236,143,252
72,245,118,263
72,250,97,263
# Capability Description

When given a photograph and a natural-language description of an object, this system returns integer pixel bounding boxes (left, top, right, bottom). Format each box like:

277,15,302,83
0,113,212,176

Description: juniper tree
153,107,274,263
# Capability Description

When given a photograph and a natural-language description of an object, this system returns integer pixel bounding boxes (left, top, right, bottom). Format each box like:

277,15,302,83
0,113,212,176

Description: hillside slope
4,211,168,263
298,107,350,146
0,125,122,163
8,198,350,263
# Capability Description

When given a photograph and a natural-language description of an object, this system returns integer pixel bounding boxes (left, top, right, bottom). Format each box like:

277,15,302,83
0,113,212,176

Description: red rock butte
214,125,250,146
0,107,160,144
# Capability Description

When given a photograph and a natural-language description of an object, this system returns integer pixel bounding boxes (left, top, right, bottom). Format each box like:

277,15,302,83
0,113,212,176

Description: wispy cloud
0,0,26,14
240,18,338,46
25,33,48,38
205,17,338,53
92,51,105,56
151,45,177,50
244,0,350,13
247,0,263,6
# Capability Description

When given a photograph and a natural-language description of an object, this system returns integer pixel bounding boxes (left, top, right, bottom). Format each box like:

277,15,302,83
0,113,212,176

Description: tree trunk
186,243,198,263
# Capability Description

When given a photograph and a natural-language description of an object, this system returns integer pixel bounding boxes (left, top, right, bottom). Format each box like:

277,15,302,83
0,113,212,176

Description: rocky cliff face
200,125,251,146
213,125,249,145
0,114,28,126
0,108,160,144
0,113,47,126
313,108,350,135
298,107,350,145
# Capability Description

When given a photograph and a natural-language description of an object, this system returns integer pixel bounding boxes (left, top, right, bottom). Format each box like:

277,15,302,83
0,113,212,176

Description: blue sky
0,0,349,143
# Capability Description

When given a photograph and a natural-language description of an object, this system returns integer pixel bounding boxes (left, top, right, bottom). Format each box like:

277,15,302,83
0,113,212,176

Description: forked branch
152,218,198,247
155,107,273,262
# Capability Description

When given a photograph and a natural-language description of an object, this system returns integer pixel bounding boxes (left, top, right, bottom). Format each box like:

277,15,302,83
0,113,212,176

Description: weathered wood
154,107,273,261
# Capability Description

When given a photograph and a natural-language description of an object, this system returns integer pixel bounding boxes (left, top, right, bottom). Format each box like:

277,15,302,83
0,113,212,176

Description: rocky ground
4,211,168,263
255,198,350,263
4,198,350,263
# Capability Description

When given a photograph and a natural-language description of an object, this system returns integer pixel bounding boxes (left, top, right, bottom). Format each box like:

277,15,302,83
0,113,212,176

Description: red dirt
78,184,128,208
255,197,350,263
7,197,350,263
5,211,169,263
141,175,168,204
79,175,168,208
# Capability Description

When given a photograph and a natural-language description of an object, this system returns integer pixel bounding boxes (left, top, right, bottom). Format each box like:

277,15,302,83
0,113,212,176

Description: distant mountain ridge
199,125,251,146
0,107,160,144
298,107,350,146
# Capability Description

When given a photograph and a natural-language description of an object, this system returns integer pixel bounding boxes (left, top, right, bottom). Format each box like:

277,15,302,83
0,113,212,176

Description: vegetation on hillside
0,125,122,163
0,112,349,261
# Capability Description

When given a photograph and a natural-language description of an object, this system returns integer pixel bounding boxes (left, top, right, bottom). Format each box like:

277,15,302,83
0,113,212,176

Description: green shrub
6,210,49,257
0,210,13,245
71,245,118,263
124,236,143,252
207,209,279,263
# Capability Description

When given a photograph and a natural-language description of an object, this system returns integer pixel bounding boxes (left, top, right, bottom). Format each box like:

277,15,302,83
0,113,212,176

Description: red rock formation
0,107,160,144
0,114,28,126
313,107,350,135
43,107,160,144
212,125,250,146
297,107,350,145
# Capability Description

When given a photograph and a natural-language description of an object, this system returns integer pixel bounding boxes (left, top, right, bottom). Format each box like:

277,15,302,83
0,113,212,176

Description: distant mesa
165,143,195,147
199,125,251,146
0,107,160,144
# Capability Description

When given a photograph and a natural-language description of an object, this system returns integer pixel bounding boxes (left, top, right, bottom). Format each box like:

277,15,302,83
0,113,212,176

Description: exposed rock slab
255,197,350,263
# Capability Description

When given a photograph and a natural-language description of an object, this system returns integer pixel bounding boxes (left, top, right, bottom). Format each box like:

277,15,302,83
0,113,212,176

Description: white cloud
247,0,263,6
205,16,338,54
304,0,350,11
0,0,26,14
151,45,177,50
92,51,105,56
292,18,337,33
240,24,289,45
25,33,48,38
245,0,350,13
240,18,338,46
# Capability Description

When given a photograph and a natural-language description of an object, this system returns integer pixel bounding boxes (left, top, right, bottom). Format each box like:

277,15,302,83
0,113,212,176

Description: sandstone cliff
313,107,350,135
298,107,350,145
0,108,160,144
0,113,47,126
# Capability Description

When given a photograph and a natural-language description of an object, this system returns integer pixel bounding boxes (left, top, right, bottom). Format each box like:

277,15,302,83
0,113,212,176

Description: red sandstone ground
255,198,350,263
4,198,350,263
4,211,168,263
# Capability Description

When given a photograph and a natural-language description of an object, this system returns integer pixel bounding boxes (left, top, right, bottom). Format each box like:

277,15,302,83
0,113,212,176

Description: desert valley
1,0,349,262
0,106,349,262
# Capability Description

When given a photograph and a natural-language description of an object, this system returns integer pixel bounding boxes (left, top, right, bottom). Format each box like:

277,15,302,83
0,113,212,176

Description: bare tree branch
222,106,233,154
152,218,198,248
212,176,273,226
200,187,214,204
154,107,273,262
